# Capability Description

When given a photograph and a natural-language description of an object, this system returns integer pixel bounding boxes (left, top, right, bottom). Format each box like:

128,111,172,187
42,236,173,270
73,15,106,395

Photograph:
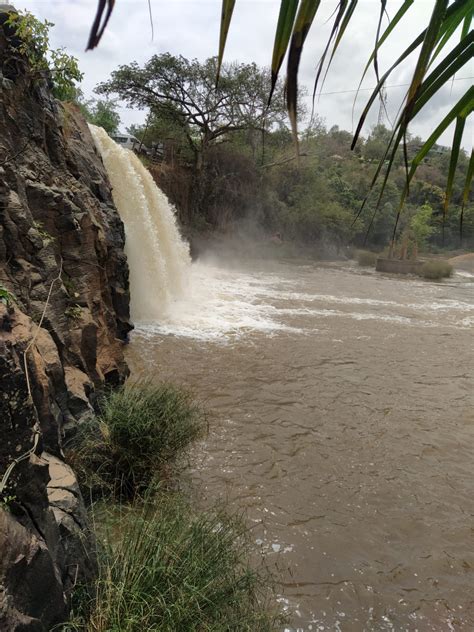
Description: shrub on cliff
68,382,206,500
5,10,83,100
420,260,453,280
65,497,283,632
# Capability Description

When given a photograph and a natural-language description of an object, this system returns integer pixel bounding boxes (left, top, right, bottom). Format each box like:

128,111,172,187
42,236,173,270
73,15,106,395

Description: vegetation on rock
5,10,83,100
64,498,282,632
68,382,206,500
420,259,453,280
64,383,282,631
357,250,378,267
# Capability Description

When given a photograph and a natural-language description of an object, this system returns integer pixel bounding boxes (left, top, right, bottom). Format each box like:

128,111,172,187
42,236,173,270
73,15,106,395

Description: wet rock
0,508,67,632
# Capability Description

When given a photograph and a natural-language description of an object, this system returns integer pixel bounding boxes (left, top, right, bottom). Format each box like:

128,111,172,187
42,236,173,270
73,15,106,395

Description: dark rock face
0,16,131,630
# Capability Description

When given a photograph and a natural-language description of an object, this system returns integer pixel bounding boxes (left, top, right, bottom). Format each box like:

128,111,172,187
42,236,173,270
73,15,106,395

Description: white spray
89,124,191,322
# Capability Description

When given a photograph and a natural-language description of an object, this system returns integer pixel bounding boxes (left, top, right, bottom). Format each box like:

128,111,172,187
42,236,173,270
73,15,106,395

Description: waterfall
89,124,191,322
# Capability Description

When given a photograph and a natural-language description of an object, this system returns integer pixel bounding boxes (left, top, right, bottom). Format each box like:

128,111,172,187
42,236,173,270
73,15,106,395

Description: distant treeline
91,53,473,253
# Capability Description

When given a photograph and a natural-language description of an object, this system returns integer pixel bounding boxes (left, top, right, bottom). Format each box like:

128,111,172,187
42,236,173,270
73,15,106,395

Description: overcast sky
15,1,473,149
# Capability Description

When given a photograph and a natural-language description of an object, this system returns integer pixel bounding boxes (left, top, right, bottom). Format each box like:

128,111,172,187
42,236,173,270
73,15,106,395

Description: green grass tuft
356,250,378,267
420,259,453,280
68,382,206,500
63,498,283,632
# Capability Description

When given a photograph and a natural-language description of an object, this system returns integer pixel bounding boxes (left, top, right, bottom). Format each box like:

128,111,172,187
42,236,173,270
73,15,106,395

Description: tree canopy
79,98,121,134
87,0,473,234
97,54,288,165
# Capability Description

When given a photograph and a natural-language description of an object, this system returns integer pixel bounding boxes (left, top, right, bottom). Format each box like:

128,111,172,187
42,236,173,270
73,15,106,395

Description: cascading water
89,124,191,322
88,125,474,344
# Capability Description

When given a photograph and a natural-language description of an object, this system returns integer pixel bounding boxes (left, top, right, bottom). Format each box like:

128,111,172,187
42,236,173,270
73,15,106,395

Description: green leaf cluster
97,54,289,166
5,10,83,101
79,98,121,135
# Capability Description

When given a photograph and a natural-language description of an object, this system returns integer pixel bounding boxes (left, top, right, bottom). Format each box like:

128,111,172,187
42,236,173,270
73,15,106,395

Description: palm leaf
460,149,474,242
312,0,356,103
431,0,474,62
287,0,321,149
87,0,115,50
391,87,474,241
407,88,473,184
216,0,236,84
444,115,466,215
411,33,473,117
402,0,448,123
351,32,424,148
269,0,299,103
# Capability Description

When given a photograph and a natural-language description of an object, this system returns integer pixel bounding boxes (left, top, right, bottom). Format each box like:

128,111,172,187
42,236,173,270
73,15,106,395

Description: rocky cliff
0,15,131,631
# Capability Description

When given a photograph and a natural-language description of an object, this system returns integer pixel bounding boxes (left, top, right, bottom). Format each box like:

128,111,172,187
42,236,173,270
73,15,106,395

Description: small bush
0,284,15,306
357,250,378,267
64,498,283,632
68,382,206,499
420,259,453,279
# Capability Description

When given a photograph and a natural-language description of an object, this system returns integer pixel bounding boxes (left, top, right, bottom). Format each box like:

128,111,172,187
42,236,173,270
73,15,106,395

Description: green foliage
86,1,472,223
0,284,15,307
32,220,55,245
97,54,289,166
410,204,435,248
61,274,79,298
1,494,16,510
79,98,121,134
64,499,283,632
64,304,82,321
68,382,206,500
420,259,453,279
357,250,378,267
6,10,83,101
138,109,472,252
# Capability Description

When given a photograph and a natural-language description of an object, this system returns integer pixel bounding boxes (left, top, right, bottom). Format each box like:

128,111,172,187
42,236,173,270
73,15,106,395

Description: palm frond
269,0,299,104
460,149,474,241
216,0,236,84
286,1,321,150
87,0,115,50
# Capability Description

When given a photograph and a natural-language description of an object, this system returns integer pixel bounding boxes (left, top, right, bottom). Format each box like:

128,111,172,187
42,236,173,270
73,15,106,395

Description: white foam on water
134,262,302,341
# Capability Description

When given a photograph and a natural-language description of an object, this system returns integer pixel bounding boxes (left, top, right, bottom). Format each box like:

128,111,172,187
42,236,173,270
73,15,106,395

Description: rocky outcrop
0,12,131,630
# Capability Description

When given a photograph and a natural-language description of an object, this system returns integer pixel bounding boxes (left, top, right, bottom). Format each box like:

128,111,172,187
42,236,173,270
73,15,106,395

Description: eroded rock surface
0,13,131,630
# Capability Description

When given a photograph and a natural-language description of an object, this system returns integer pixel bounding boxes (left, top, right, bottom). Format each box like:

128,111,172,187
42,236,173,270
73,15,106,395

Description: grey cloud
17,1,472,147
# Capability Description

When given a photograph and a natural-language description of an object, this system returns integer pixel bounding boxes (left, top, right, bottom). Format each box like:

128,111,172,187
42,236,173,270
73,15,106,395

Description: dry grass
420,260,453,280
357,250,378,267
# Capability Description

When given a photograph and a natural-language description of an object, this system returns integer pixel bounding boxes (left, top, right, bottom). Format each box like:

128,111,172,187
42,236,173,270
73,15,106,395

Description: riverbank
63,382,284,631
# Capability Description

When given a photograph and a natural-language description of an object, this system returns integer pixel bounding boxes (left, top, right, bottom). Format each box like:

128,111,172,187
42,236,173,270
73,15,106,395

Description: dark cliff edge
0,14,132,631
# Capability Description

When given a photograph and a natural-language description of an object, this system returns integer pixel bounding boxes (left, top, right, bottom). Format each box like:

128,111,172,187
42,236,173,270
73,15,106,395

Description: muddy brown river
126,259,474,631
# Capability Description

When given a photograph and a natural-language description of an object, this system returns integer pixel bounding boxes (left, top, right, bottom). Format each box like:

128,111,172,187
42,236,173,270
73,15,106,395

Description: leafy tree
97,54,288,169
87,0,473,234
410,204,435,248
363,125,396,163
5,10,82,101
80,98,121,134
